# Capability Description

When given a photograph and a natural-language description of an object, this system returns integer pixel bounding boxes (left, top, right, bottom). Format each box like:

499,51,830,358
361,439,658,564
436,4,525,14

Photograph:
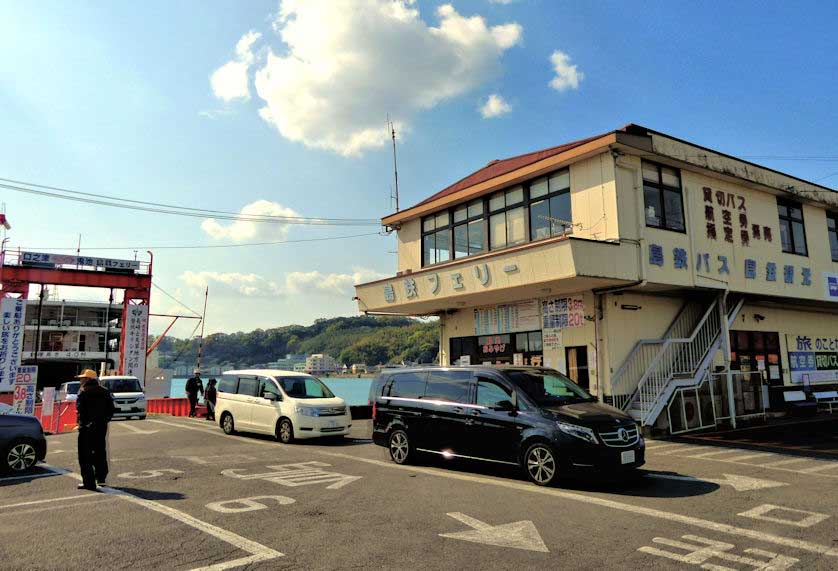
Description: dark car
369,366,644,486
0,402,48,474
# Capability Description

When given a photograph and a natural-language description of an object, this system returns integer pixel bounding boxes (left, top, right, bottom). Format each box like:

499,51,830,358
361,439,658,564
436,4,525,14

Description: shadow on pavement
0,467,63,487
106,486,186,500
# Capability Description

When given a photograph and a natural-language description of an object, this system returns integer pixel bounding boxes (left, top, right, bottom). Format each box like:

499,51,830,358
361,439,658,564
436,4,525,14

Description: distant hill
154,315,439,370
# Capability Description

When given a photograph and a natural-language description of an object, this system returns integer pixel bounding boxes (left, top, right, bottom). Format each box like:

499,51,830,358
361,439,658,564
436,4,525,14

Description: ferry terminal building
354,124,838,435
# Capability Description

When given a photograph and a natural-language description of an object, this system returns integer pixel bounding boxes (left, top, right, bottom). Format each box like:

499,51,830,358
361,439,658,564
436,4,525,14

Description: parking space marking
738,504,830,529
439,512,549,553
0,471,63,482
44,464,283,570
760,458,810,468
646,473,787,492
222,462,362,490
721,453,775,462
115,422,159,435
0,493,101,510
798,462,838,473
659,448,838,479
176,454,259,465
206,496,295,514
117,468,185,479
637,534,798,570
651,445,693,455
682,450,742,459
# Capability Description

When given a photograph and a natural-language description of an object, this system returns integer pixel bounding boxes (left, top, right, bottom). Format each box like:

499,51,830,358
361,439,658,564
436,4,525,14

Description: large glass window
453,199,485,258
777,199,808,256
475,377,513,408
642,161,685,232
422,211,451,266
386,372,427,399
424,370,471,402
489,187,526,250
237,377,259,397
278,376,335,399
827,212,838,263
530,171,572,240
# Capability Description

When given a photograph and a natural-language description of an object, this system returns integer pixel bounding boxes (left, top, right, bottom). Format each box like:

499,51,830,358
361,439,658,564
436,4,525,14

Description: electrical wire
9,231,384,251
0,180,381,226
163,320,203,366
152,282,202,317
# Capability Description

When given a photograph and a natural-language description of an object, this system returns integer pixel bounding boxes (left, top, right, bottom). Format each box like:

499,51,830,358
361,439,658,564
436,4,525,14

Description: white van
100,375,147,420
216,369,351,443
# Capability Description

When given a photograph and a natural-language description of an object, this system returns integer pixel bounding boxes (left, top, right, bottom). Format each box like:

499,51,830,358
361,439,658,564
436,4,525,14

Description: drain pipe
719,290,736,429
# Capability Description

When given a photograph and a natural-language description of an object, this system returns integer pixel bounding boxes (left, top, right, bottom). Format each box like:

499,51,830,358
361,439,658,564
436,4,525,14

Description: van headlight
294,405,319,417
557,422,598,444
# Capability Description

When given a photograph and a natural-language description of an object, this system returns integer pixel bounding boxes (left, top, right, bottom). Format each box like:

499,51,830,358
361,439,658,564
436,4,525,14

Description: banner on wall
0,298,26,392
541,296,584,350
786,334,838,383
473,300,540,336
121,305,149,386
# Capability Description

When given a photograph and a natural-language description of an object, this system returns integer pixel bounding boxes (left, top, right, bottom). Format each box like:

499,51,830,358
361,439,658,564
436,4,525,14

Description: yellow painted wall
397,218,422,273
569,153,619,241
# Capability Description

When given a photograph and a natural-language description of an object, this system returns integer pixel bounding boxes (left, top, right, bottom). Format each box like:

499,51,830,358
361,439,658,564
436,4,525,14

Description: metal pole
102,288,113,375
719,291,736,429
34,285,45,365
195,287,208,373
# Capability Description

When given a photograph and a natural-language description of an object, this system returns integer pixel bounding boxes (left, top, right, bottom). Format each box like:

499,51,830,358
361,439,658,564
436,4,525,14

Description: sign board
121,305,149,385
825,272,838,301
41,386,55,419
0,298,26,392
12,365,38,416
22,351,101,360
473,300,540,336
21,251,140,271
787,334,838,384
541,296,584,330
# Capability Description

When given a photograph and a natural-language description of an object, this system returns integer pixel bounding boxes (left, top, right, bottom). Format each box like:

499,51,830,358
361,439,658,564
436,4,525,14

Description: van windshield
505,369,595,406
64,382,80,395
103,378,142,393
278,377,335,399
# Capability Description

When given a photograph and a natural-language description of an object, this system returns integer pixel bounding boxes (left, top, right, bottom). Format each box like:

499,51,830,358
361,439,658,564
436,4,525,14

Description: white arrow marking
439,512,549,553
647,473,787,492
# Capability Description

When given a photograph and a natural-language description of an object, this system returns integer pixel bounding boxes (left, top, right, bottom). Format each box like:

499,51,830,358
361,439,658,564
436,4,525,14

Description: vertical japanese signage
12,365,37,416
0,298,26,392
121,305,148,386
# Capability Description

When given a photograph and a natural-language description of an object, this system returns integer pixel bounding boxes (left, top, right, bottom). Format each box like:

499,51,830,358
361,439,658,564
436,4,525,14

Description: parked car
100,375,147,420
216,369,351,443
0,402,47,474
369,366,644,486
58,381,81,402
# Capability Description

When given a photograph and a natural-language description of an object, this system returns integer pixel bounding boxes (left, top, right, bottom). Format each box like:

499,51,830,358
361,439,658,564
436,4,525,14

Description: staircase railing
610,299,704,410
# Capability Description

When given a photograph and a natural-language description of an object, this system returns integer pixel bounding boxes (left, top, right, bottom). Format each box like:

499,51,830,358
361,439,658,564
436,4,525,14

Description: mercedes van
216,370,351,443
369,366,644,486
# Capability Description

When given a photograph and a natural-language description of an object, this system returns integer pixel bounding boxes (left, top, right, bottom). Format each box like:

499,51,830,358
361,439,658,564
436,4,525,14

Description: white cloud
549,50,584,92
213,0,521,156
489,0,518,4
180,271,282,298
284,267,385,297
210,30,262,101
479,93,511,118
200,200,302,242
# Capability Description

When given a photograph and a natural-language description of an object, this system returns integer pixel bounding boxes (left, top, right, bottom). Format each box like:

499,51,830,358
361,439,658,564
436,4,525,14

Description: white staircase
610,293,744,428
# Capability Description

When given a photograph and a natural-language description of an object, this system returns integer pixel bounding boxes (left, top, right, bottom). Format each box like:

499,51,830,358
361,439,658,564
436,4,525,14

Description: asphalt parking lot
2,417,838,570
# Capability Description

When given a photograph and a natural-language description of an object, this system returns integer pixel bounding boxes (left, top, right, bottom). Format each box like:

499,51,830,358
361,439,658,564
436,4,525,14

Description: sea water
167,376,373,406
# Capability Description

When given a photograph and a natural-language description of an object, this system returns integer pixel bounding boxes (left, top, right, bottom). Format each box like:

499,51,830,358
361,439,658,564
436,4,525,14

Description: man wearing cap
75,369,115,490
185,370,204,418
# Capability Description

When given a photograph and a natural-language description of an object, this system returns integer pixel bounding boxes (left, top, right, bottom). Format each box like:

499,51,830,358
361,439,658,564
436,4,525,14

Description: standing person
204,378,217,421
75,369,115,491
185,370,203,418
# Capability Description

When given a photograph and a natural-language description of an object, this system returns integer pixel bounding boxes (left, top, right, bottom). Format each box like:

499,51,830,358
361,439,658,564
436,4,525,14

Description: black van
369,366,644,486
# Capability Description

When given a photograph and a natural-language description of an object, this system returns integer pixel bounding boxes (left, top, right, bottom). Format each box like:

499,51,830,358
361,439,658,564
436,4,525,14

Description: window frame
489,186,527,250
452,199,487,259
777,198,808,257
642,160,686,233
529,171,572,241
421,211,452,267
827,211,838,263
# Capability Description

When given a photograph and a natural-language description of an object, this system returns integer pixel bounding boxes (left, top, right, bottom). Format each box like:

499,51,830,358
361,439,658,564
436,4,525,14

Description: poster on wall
0,298,26,392
473,300,540,335
543,329,563,351
121,305,149,386
786,334,838,383
824,272,838,301
541,296,584,330
12,365,38,416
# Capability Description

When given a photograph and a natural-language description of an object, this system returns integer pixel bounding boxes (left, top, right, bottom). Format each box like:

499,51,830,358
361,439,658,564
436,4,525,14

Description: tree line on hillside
153,315,439,369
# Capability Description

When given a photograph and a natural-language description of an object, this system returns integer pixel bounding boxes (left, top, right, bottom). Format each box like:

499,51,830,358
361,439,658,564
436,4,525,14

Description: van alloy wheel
278,419,294,444
222,414,235,435
525,444,557,486
8,441,37,472
389,430,410,464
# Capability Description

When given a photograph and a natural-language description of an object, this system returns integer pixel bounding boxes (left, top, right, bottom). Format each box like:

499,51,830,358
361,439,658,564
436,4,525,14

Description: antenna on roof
388,115,400,212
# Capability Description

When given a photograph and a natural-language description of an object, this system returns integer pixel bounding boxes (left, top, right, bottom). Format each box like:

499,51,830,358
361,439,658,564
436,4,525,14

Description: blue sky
1,0,836,336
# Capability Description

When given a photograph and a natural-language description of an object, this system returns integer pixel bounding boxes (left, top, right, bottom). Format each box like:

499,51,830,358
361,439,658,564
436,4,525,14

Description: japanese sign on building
787,334,838,384
473,300,540,336
541,296,584,351
120,305,149,386
22,251,140,270
825,272,838,301
12,365,38,416
0,298,26,392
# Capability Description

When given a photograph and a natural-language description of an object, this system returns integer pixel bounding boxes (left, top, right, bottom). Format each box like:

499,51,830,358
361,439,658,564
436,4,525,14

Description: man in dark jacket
204,378,217,421
185,371,204,417
75,369,115,491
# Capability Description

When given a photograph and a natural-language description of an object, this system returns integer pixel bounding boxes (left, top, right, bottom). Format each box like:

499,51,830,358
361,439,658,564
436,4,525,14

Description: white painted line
116,422,159,435
682,449,742,459
799,462,838,474
738,504,830,528
0,494,100,510
644,443,685,453
45,464,283,569
149,416,838,557
0,471,62,482
653,446,694,455
760,458,811,468
723,453,774,462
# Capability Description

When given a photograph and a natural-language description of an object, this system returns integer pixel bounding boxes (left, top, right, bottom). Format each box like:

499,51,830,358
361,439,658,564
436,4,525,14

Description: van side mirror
492,399,515,411
263,392,279,401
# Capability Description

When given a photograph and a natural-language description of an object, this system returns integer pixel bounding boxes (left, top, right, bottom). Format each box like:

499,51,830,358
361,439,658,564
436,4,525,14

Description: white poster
473,300,540,335
41,386,56,418
543,328,563,351
0,298,26,392
121,305,149,386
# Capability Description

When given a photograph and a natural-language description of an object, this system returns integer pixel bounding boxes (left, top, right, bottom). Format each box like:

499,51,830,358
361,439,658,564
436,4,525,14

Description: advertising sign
787,334,838,383
41,387,56,419
121,305,149,386
473,300,540,336
12,365,38,416
21,251,140,270
542,296,584,329
825,272,838,301
0,298,26,392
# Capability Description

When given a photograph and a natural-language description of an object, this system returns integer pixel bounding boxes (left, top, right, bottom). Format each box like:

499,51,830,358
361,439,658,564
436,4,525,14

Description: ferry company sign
787,334,838,384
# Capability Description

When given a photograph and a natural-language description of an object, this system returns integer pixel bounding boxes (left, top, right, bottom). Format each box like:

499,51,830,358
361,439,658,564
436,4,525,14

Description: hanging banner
0,298,26,392
541,296,585,330
121,305,149,386
21,251,140,270
786,334,838,383
473,300,540,335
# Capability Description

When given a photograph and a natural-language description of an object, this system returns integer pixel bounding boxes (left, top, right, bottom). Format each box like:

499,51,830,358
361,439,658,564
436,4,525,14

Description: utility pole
195,286,208,373
102,288,114,375
389,117,399,212
34,285,46,365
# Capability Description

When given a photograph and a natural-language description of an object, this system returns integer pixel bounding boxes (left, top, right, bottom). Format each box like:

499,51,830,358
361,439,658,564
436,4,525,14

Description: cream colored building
355,124,838,434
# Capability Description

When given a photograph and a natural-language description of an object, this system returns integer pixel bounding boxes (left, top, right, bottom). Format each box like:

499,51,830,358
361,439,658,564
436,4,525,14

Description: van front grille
598,425,639,447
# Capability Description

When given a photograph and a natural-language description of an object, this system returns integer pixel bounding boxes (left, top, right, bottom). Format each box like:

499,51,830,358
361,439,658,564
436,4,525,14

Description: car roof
223,369,314,378
101,376,139,381
379,365,549,375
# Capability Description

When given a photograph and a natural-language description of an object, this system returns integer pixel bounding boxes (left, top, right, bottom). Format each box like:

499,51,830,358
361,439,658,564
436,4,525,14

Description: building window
828,212,838,262
777,199,807,256
642,161,685,232
422,211,451,266
530,170,571,240
489,186,526,250
453,199,486,259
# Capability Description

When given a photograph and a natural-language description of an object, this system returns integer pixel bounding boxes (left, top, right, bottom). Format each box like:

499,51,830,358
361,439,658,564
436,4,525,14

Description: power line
8,231,383,251
152,282,202,317
0,179,381,226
